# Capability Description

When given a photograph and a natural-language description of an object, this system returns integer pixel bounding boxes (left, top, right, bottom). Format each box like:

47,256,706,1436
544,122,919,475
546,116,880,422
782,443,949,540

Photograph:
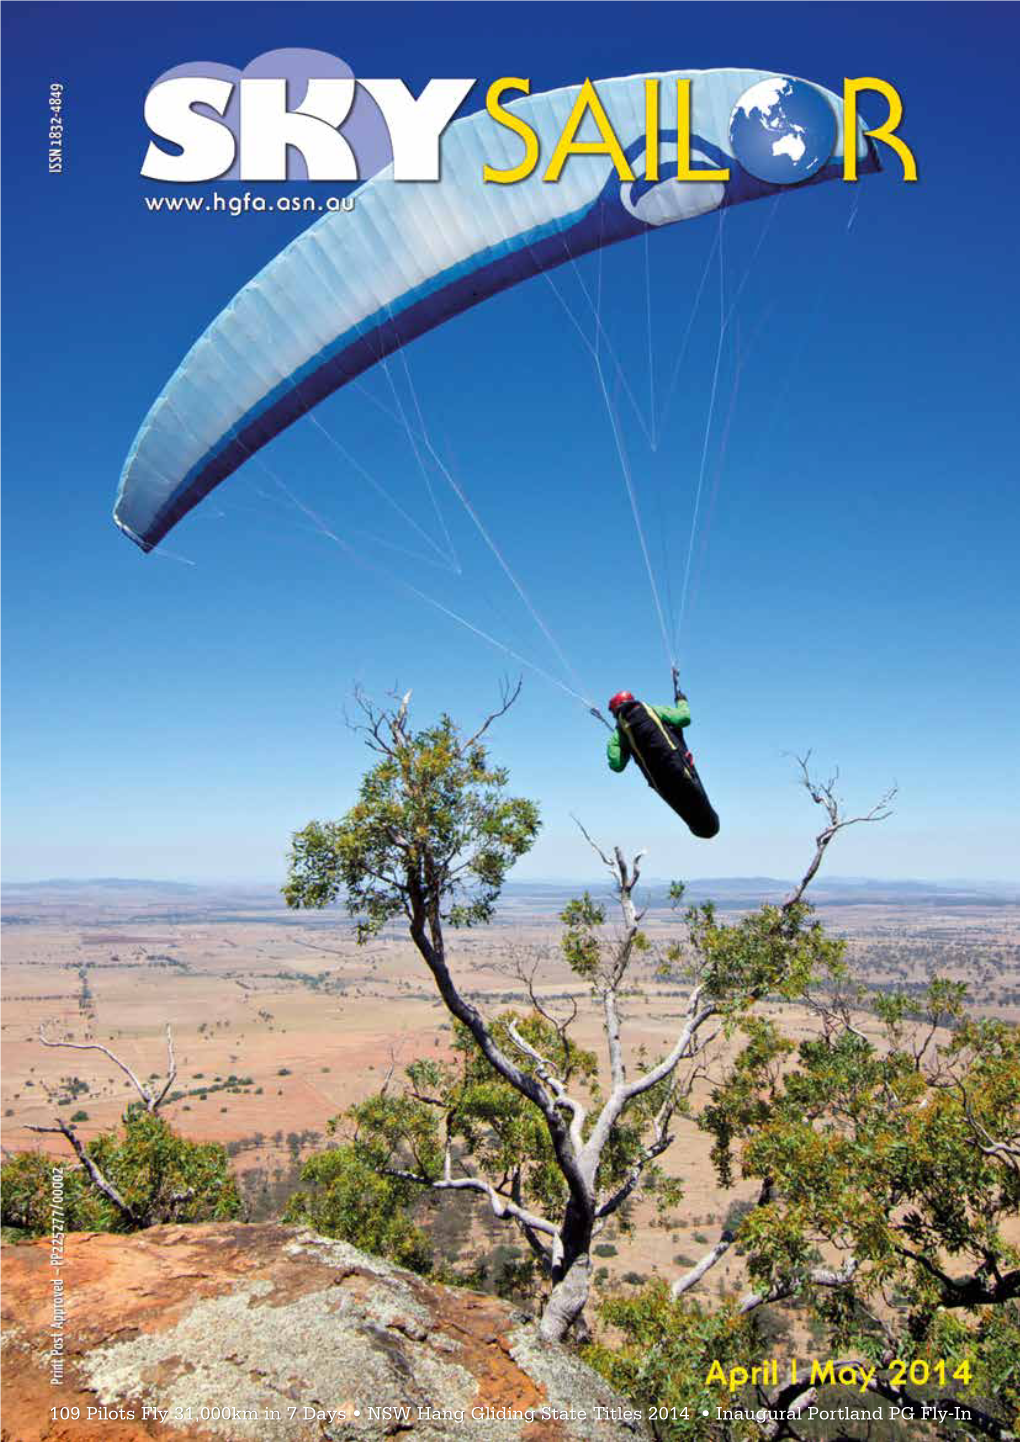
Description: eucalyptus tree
285,691,887,1342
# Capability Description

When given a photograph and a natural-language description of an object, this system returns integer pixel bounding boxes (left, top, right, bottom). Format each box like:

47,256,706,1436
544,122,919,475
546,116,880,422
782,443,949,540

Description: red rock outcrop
1,1223,648,1441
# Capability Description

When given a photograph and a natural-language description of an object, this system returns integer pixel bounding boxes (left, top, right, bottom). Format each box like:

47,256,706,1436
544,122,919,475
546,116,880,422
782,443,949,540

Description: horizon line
3,873,1018,893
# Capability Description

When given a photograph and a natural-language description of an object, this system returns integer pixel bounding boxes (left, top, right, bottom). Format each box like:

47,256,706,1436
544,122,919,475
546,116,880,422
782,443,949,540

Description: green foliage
1,1113,240,1236
701,1017,795,1187
560,890,651,982
559,893,608,980
283,708,540,937
584,979,1019,1435
586,1283,758,1440
695,982,1020,1429
283,1143,432,1274
969,1303,1020,1434
85,1112,241,1230
1,1153,102,1235
738,1008,1017,1303
326,1013,599,1224
664,899,846,1018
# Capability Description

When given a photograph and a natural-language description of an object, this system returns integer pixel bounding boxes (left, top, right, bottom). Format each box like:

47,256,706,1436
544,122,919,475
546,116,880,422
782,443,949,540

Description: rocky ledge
1,1222,649,1441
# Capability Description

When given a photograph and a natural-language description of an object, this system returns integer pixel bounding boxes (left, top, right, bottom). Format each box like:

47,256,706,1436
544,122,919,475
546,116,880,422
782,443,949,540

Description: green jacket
607,700,691,772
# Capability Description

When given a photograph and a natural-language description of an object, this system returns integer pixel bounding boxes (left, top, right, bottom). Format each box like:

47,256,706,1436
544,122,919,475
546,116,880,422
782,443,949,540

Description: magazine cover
2,4,1017,1439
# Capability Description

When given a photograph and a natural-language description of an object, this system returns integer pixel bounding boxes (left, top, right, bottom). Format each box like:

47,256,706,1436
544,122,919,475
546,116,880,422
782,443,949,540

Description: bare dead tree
37,1022,177,1113
348,678,523,758
28,1024,183,1228
785,754,897,909
27,1115,141,1224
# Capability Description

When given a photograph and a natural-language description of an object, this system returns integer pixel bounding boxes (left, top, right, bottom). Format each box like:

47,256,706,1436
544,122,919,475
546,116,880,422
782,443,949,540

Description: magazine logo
142,48,472,182
141,49,916,186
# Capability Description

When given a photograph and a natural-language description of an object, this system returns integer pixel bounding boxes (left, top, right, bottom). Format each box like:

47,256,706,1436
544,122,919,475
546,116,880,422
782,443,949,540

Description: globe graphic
729,77,837,184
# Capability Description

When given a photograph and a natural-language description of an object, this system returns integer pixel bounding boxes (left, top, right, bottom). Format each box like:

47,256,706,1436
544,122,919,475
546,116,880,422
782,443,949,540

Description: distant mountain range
3,877,205,893
498,877,1019,912
2,874,1017,920
7,875,1014,892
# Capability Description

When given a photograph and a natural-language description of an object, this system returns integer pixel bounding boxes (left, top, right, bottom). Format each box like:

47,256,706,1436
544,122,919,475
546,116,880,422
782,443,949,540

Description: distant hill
0,878,286,926
4,877,203,893
2,875,1016,925
498,876,1019,914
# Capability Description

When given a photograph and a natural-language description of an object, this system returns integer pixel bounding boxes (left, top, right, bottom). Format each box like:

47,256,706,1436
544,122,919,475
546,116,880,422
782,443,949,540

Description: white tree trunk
538,1251,592,1343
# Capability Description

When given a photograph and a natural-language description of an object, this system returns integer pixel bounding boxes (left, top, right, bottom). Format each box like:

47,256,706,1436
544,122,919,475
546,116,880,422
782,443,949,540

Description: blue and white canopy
114,69,878,551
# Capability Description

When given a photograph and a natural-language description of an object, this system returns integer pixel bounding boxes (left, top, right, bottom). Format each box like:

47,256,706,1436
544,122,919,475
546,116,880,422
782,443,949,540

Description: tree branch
506,1020,587,1151
784,756,896,910
28,1121,139,1225
38,1023,176,1115
584,985,716,1172
506,947,580,1080
738,1257,858,1314
594,1133,673,1220
386,1166,558,1238
151,1025,178,1110
408,908,589,1204
670,1180,773,1298
956,1084,1020,1175
571,821,651,1095
461,676,523,753
894,1246,1020,1307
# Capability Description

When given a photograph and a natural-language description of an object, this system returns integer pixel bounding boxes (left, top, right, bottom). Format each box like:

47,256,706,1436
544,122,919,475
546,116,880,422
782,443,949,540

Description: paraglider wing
114,69,877,552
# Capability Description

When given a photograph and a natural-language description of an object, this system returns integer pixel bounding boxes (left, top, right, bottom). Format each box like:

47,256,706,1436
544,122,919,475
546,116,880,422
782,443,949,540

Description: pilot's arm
654,700,692,731
606,727,630,772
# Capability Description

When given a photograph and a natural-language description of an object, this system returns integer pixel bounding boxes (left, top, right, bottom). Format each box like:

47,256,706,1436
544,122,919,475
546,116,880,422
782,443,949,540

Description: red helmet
608,691,634,714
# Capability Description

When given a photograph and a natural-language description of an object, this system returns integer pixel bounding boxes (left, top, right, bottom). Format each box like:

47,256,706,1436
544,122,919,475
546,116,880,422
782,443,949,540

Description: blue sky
2,2,1017,885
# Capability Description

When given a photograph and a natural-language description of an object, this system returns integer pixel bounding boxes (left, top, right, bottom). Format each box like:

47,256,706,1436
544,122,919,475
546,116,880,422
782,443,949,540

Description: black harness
615,700,720,839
